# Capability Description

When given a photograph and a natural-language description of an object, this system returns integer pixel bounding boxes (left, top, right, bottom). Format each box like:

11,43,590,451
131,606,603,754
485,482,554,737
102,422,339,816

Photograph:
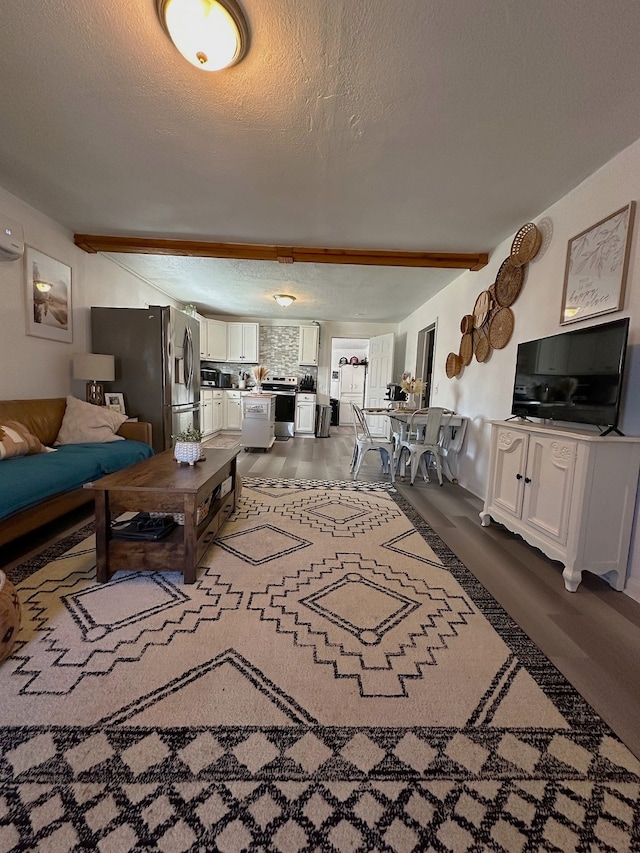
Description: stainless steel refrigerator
91,306,200,453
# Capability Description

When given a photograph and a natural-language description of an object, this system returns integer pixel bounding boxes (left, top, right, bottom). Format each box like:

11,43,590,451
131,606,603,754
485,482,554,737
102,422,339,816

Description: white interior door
365,332,394,437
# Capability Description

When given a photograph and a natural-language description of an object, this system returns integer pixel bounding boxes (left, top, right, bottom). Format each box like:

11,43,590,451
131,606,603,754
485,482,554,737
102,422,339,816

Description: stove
260,377,298,437
261,376,298,394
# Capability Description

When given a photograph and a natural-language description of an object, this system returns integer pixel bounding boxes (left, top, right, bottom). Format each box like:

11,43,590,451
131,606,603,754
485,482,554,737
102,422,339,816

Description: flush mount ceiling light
156,0,249,71
274,294,295,307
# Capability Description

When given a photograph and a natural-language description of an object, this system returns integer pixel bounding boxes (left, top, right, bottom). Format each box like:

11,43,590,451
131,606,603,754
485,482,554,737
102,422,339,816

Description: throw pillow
0,421,47,460
55,395,128,445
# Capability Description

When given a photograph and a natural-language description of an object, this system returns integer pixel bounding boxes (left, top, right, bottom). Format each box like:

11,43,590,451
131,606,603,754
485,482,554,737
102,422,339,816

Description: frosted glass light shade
274,294,295,307
157,0,249,71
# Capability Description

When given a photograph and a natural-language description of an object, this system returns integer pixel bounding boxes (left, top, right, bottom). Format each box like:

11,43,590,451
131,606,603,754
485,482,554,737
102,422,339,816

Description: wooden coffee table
86,447,239,584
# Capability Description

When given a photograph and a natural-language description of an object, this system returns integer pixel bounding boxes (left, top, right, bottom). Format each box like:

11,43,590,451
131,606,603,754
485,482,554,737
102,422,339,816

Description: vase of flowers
173,425,203,465
400,373,425,409
252,364,269,393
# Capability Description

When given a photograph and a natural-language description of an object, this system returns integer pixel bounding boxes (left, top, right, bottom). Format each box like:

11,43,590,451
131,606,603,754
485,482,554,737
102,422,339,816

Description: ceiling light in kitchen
274,294,296,307
156,0,249,71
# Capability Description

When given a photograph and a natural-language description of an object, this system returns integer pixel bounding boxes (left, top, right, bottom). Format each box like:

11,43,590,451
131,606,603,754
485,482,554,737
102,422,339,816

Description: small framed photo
560,202,636,325
24,246,73,343
105,393,126,415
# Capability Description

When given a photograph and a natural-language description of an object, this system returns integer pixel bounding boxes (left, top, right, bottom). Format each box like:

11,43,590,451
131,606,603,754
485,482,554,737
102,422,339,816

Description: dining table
363,407,468,483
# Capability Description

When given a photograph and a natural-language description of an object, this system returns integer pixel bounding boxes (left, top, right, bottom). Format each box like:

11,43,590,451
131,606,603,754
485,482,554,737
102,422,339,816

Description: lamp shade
72,353,115,382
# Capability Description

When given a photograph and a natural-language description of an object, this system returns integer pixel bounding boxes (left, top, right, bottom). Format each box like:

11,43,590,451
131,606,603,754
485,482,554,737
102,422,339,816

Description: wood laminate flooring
2,427,639,758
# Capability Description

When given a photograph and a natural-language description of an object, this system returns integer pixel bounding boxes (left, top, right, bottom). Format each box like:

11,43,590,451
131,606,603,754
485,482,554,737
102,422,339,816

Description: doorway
416,323,436,406
330,338,369,425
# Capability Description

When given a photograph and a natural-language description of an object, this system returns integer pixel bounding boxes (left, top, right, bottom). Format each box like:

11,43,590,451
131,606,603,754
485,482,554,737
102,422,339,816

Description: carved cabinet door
489,428,529,520
521,435,577,546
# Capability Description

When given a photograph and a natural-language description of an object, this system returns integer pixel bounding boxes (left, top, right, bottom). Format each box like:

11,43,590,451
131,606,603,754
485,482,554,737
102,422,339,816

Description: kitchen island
241,393,276,451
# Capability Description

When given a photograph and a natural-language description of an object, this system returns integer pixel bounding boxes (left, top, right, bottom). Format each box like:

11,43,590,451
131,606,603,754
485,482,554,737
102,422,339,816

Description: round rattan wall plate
475,334,491,363
495,258,524,307
460,314,474,334
510,222,542,266
488,307,515,349
459,333,473,366
445,352,462,378
473,290,491,329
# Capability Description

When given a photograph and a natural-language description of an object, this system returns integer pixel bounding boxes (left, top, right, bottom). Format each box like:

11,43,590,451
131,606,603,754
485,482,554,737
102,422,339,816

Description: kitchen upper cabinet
480,420,640,593
197,315,208,359
227,323,259,363
298,325,319,366
205,320,227,361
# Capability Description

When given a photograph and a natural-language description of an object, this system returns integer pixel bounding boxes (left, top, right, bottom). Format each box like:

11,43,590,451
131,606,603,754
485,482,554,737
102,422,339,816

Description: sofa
0,397,154,547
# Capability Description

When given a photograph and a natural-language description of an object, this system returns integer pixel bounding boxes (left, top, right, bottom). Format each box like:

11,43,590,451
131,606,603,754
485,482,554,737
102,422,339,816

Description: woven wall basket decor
510,222,542,266
460,314,474,335
474,332,491,363
495,258,524,307
445,351,462,378
488,307,515,349
472,290,491,329
459,333,473,366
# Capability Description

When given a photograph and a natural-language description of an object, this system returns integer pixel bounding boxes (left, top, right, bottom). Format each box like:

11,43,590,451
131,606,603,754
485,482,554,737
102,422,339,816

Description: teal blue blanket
0,441,155,520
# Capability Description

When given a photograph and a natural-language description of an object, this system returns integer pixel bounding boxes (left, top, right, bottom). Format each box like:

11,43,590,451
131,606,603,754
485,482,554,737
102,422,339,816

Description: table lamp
72,353,115,406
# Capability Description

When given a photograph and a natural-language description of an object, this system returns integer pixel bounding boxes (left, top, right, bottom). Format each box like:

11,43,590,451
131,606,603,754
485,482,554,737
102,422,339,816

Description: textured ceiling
3,1,640,320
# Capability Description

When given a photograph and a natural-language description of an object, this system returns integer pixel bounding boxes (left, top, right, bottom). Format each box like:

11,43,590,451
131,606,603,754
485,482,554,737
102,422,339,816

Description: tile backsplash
204,325,318,386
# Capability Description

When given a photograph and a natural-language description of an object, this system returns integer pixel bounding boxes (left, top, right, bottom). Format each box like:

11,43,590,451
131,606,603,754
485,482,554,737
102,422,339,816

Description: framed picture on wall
24,246,73,343
560,202,636,325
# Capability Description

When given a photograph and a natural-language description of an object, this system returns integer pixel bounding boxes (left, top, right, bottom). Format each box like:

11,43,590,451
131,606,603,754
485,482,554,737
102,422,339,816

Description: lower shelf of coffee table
105,492,235,575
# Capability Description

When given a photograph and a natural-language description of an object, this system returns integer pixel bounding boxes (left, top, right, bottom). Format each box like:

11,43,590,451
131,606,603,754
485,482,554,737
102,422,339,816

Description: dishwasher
241,394,276,451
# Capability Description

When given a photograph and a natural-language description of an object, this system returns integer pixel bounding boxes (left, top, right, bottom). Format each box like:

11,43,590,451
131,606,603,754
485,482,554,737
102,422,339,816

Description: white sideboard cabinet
480,421,640,592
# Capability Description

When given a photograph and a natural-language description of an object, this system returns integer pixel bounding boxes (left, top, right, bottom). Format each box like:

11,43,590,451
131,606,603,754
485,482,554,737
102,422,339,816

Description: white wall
0,186,180,401
399,136,640,600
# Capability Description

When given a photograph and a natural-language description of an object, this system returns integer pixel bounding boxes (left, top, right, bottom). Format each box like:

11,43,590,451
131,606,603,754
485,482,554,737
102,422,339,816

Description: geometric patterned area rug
1,477,639,852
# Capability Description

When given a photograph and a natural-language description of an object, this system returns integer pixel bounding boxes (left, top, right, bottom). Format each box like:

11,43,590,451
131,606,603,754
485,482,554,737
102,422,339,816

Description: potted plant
172,425,203,465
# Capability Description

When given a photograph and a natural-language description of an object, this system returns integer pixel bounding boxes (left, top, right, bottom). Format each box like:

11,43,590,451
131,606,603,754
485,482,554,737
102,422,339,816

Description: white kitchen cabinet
480,421,640,592
201,389,214,436
298,325,319,366
339,364,366,392
211,389,224,434
197,315,208,359
225,390,243,431
295,393,316,435
202,319,227,361
227,323,259,363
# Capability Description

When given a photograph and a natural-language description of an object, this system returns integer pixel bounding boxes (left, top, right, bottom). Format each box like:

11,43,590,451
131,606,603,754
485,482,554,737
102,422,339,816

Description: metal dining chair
350,402,397,482
397,407,454,485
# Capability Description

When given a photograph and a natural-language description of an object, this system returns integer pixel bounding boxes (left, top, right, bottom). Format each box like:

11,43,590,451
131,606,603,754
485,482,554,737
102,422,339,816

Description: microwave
201,366,221,387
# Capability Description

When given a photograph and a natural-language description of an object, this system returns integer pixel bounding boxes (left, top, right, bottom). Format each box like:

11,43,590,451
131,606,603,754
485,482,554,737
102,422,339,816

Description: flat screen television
511,317,630,434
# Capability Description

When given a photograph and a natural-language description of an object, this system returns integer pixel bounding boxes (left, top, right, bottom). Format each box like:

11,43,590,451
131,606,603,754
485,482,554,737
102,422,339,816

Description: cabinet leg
479,511,491,527
562,563,581,593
